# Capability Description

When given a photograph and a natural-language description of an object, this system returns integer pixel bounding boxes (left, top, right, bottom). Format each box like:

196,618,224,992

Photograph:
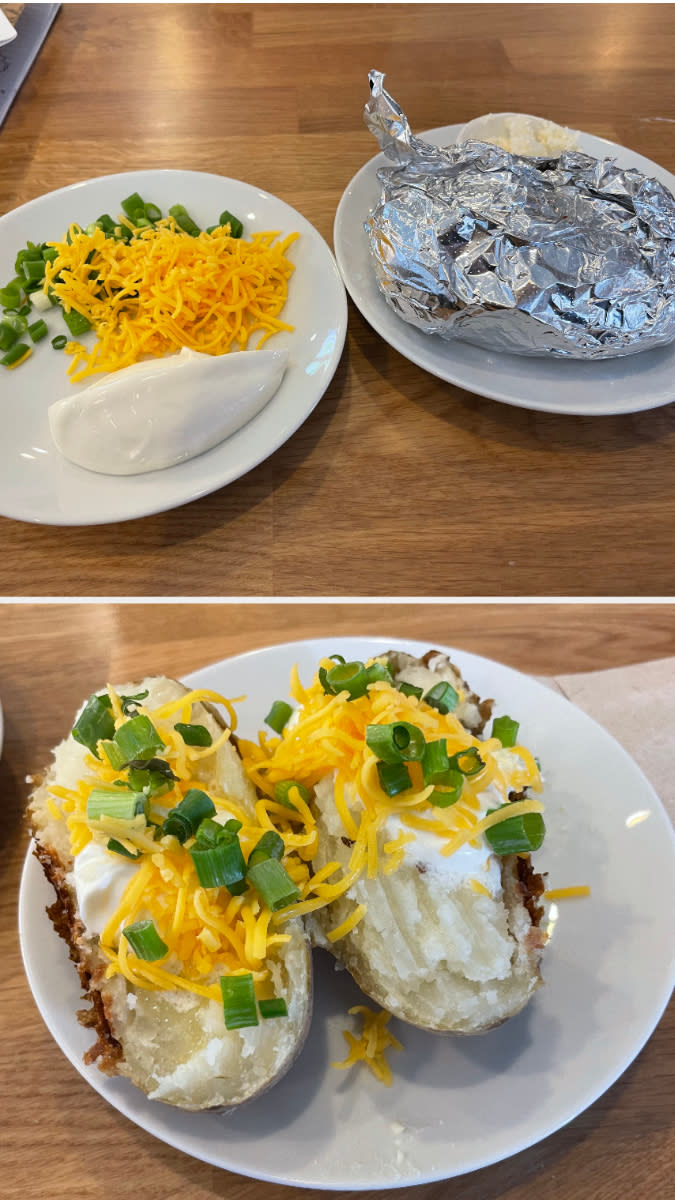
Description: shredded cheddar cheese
49,686,300,1002
544,886,591,900
240,658,544,940
44,219,298,382
332,1006,403,1085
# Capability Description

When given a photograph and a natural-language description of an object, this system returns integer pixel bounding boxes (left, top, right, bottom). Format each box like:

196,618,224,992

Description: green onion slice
485,808,546,855
62,307,91,337
107,838,142,861
428,771,464,807
0,322,18,352
274,779,310,810
72,693,116,757
220,973,258,1029
491,715,520,749
366,722,426,764
247,857,301,911
421,738,450,783
123,920,169,961
174,721,213,747
169,204,201,237
51,334,68,349
398,681,423,700
1,342,30,367
190,839,248,892
218,210,244,238
113,713,165,762
376,760,413,797
121,191,146,221
163,788,216,842
448,747,485,777
86,787,146,821
258,997,288,1019
248,830,284,869
264,700,294,734
28,318,48,343
424,681,459,715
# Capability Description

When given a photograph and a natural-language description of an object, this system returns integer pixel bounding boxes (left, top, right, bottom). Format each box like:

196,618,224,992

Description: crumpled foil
364,71,675,358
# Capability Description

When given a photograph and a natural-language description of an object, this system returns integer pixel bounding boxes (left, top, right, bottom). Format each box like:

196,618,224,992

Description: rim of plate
18,636,675,1190
0,170,347,525
334,125,675,417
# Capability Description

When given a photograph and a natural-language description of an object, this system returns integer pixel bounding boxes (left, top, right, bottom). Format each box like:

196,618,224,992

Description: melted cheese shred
44,220,298,382
240,658,543,940
49,686,298,1000
332,1006,403,1086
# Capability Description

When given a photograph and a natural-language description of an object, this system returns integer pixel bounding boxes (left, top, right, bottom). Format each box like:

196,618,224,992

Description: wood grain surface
1,4,675,596
1,601,673,1200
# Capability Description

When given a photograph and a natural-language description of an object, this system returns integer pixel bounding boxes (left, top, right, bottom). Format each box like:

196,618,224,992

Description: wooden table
1,4,675,596
1,602,673,1200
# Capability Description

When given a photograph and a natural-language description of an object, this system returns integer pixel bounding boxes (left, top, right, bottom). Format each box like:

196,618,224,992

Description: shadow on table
349,304,675,454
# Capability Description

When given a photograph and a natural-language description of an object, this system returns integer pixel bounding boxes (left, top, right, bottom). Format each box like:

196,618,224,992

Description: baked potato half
29,675,312,1110
245,650,547,1037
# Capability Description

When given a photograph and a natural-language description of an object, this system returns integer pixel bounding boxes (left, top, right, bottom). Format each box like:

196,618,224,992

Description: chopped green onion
163,787,216,842
398,681,423,700
424,681,459,715
247,857,301,911
264,700,294,734
247,830,284,868
113,713,165,762
364,661,394,687
428,771,464,807
485,808,546,855
17,302,32,317
258,997,288,1019
323,660,368,699
126,762,175,797
220,973,258,1029
28,318,48,344
448,747,485,777
95,213,116,236
366,722,426,764
421,739,450,783
376,760,412,797
2,312,27,335
123,920,168,961
22,259,45,283
144,201,162,222
51,334,68,349
0,323,18,352
41,246,59,263
218,210,243,238
169,204,201,237
190,839,247,892
193,817,226,848
0,284,22,308
72,692,116,756
107,838,142,861
86,787,146,821
1,342,30,366
121,191,146,221
491,716,520,749
62,307,91,337
119,689,150,715
274,779,310,810
174,721,213,747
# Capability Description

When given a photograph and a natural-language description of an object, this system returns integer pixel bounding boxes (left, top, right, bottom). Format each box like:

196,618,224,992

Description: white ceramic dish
0,170,347,525
19,637,675,1190
334,126,675,416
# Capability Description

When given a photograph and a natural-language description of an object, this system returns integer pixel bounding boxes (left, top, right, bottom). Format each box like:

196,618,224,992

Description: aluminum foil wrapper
364,71,675,358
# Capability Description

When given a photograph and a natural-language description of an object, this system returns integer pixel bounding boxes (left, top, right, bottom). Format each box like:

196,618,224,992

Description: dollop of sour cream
48,346,288,475
72,838,137,937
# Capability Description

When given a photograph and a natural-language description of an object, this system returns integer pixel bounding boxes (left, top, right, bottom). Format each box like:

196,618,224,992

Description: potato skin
29,675,313,1110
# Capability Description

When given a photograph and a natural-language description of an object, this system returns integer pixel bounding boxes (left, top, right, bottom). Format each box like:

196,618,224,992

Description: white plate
19,637,675,1189
334,126,675,416
0,170,347,525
